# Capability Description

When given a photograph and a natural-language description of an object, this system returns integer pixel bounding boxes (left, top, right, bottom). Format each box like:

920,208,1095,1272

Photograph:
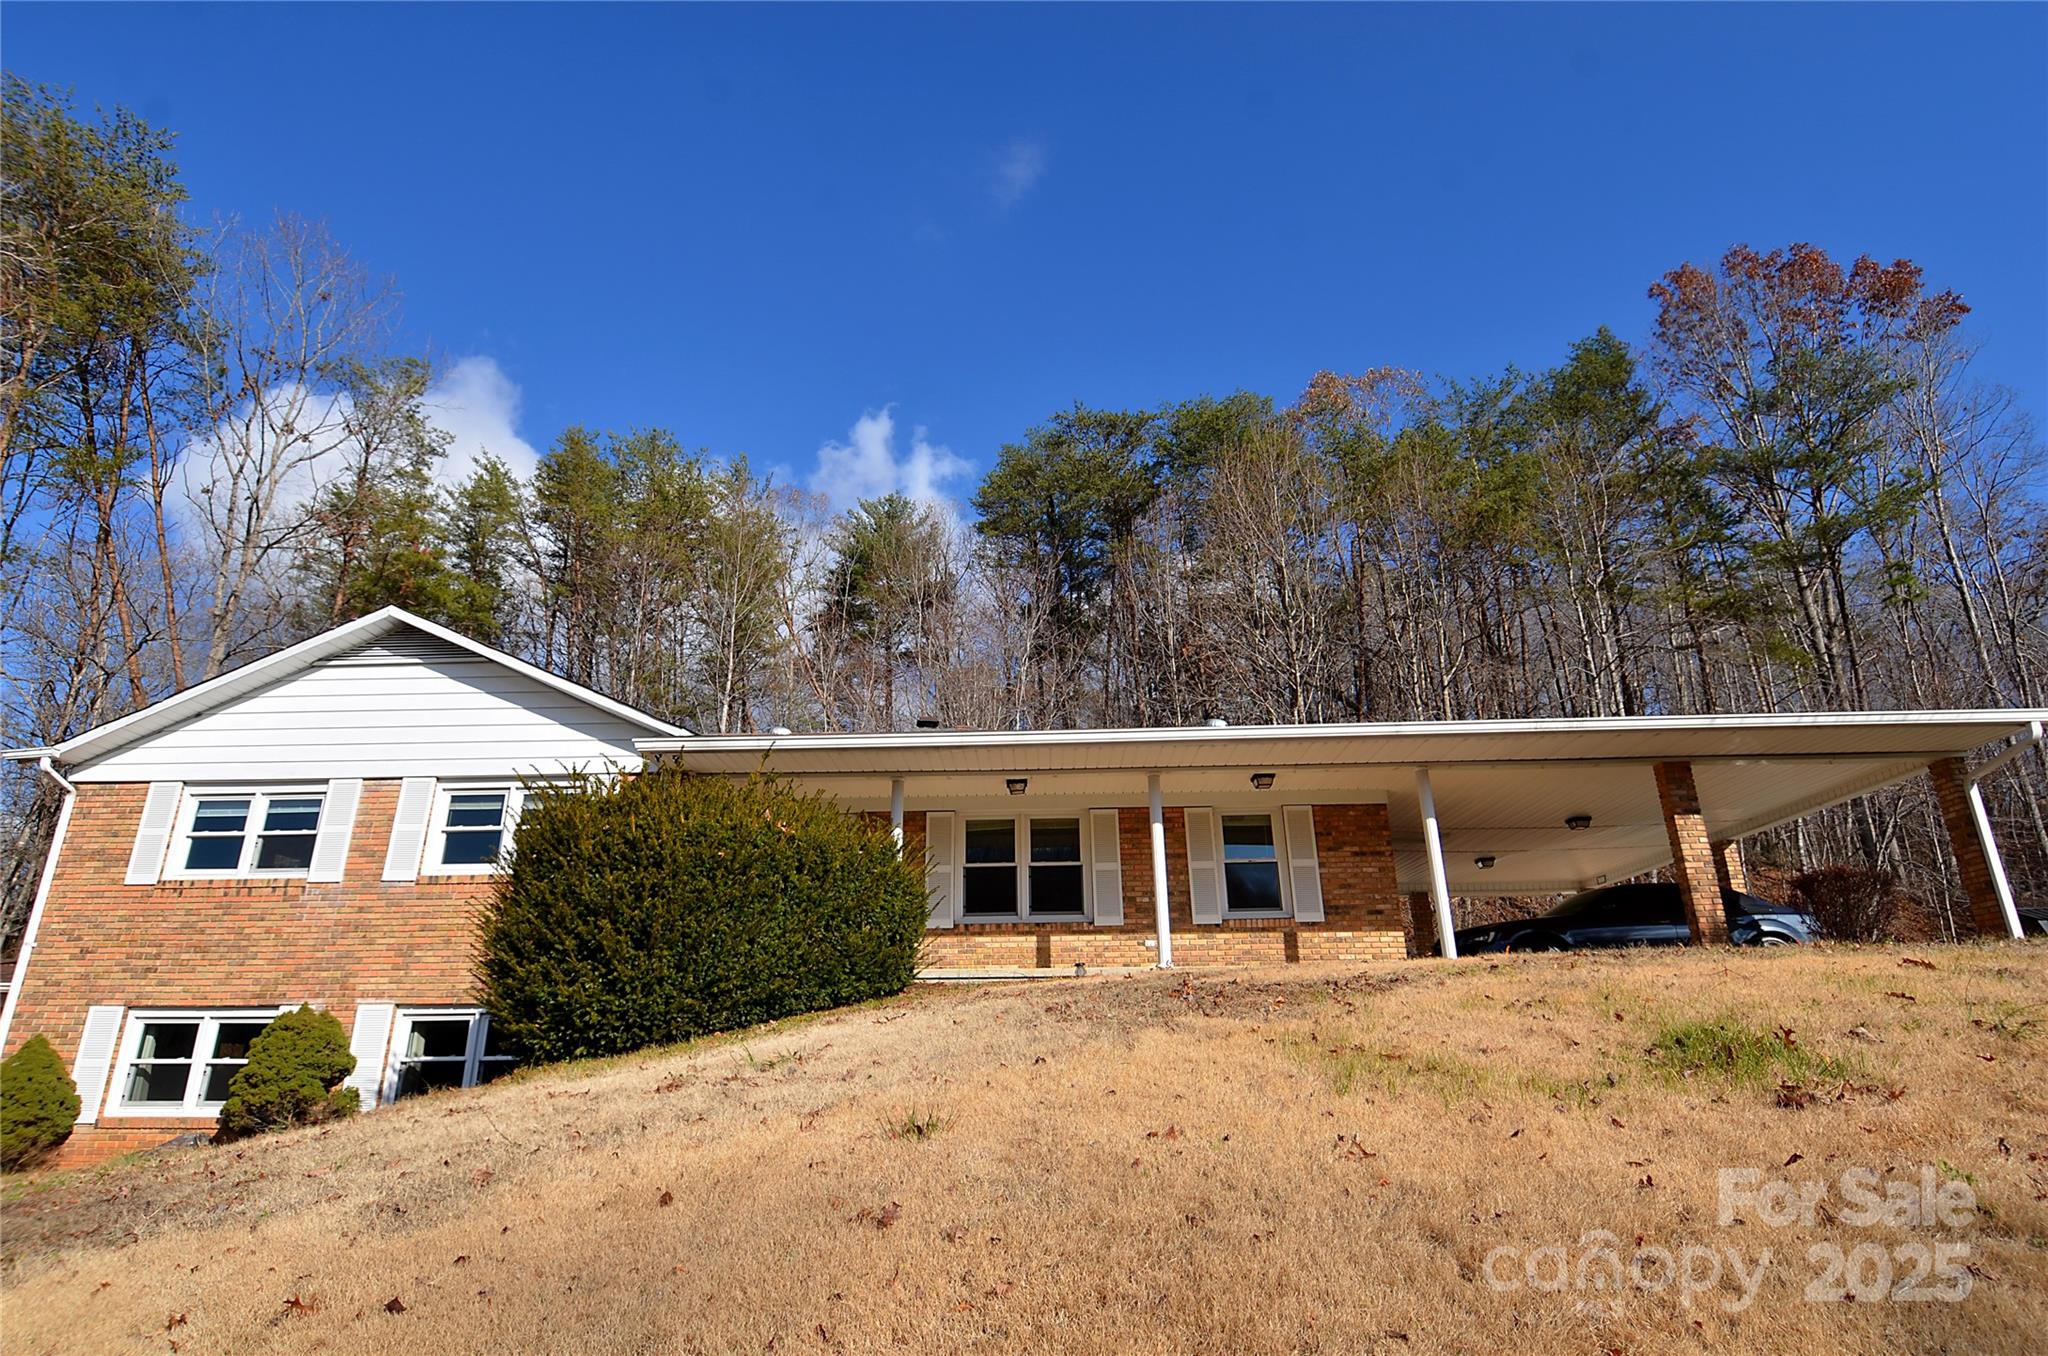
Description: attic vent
327,634,466,666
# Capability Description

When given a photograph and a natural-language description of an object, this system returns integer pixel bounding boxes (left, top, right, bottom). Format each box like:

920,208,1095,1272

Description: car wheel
1755,933,1793,947
1511,935,1566,953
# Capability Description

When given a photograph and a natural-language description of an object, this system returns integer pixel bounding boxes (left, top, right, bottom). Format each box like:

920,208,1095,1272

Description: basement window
1221,814,1285,915
390,1010,520,1100
112,1010,285,1115
173,790,325,878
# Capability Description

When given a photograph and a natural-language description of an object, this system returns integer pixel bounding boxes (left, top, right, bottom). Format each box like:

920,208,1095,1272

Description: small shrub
214,1006,359,1142
477,768,930,1062
1,1035,81,1170
883,1106,949,1141
1790,865,1900,942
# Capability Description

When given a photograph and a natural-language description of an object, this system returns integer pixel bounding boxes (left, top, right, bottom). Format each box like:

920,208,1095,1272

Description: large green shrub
478,769,929,1061
215,1005,359,1142
1,1035,81,1170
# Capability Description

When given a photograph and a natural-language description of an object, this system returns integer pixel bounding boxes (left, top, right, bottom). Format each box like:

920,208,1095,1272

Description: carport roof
640,710,2044,897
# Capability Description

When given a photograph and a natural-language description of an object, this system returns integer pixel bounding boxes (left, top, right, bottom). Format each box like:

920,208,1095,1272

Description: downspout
0,757,78,1053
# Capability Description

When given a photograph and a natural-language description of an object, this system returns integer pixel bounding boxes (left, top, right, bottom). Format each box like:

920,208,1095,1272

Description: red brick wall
921,803,1406,970
7,780,491,1168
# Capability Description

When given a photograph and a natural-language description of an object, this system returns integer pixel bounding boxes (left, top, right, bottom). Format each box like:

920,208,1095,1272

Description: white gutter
1965,720,2044,785
0,757,78,1052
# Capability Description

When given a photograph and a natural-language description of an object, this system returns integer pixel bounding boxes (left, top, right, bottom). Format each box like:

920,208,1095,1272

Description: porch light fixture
1474,855,1496,870
1006,778,1029,796
1565,814,1593,832
1250,772,1276,790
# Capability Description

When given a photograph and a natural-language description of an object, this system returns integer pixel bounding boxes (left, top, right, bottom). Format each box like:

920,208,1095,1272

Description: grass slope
3,947,2044,1354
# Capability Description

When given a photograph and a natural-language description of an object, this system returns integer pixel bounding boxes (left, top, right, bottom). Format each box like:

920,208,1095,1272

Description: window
1028,817,1085,915
1221,814,1284,914
962,819,1017,917
960,815,1089,920
429,787,521,873
113,1010,282,1114
390,1010,520,1101
174,791,324,877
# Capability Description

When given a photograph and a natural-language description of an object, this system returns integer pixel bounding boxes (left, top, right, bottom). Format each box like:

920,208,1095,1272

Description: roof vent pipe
1203,718,1228,728
767,726,792,736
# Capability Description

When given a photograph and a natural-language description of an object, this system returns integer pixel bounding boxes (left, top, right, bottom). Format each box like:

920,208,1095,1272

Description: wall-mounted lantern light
1250,772,1276,790
1565,814,1593,832
1006,778,1029,796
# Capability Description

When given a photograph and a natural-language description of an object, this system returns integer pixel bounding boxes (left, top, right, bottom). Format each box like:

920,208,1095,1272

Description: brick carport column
1927,757,2013,937
1711,840,1748,895
1406,891,1437,958
1654,760,1730,944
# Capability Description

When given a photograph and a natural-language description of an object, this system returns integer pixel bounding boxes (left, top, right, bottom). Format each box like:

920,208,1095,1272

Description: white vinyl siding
73,635,651,783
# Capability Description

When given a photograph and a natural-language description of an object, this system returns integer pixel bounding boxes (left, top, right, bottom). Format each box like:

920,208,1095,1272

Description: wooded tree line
4,79,2043,949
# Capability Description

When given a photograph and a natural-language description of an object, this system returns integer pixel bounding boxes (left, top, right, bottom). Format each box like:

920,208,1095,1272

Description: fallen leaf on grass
658,1190,674,1207
384,1297,407,1315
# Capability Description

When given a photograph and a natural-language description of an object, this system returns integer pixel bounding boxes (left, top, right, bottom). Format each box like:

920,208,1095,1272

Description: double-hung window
174,791,325,877
1221,813,1285,915
960,816,1087,920
113,1010,283,1114
389,1010,520,1100
428,787,520,874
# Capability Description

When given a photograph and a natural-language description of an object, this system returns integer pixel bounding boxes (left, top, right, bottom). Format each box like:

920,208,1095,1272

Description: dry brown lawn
3,945,2045,1355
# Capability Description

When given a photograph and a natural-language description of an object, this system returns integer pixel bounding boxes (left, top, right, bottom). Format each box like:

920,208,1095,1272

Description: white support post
1963,779,2024,940
889,778,905,853
1148,773,1173,969
1415,767,1457,959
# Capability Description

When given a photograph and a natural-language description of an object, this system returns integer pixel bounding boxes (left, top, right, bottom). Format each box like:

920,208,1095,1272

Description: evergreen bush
0,1035,81,1170
477,769,929,1062
214,1005,359,1141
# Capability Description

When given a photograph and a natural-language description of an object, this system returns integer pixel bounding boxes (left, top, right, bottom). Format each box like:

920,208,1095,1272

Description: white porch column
889,777,905,853
1414,767,1457,959
1963,778,2024,940
1148,773,1174,968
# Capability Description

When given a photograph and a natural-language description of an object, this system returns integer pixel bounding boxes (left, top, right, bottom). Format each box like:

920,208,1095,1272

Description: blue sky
9,2,2046,510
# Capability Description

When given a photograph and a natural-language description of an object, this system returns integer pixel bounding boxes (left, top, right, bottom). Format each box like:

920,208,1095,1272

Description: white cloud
425,355,539,483
991,138,1047,210
808,407,971,516
174,354,535,534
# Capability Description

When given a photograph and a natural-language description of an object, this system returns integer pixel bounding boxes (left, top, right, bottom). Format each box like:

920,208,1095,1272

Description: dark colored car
1452,882,1816,954
2017,905,2048,938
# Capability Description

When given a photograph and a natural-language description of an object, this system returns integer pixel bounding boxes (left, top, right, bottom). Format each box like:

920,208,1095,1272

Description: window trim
423,784,525,877
164,786,328,881
1219,810,1292,919
108,1007,289,1118
384,1008,518,1103
954,813,1093,923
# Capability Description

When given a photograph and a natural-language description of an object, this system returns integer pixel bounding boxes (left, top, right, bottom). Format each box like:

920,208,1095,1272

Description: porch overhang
636,710,2044,898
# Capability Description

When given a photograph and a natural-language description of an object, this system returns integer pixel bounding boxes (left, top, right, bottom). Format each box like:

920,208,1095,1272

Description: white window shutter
306,778,362,883
923,811,956,930
382,778,437,881
1185,807,1223,925
72,1005,125,1124
1089,809,1124,926
1283,805,1325,923
124,782,183,885
344,1003,396,1110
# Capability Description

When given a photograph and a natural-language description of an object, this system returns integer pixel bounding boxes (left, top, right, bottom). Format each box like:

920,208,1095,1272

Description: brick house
4,607,2038,1166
